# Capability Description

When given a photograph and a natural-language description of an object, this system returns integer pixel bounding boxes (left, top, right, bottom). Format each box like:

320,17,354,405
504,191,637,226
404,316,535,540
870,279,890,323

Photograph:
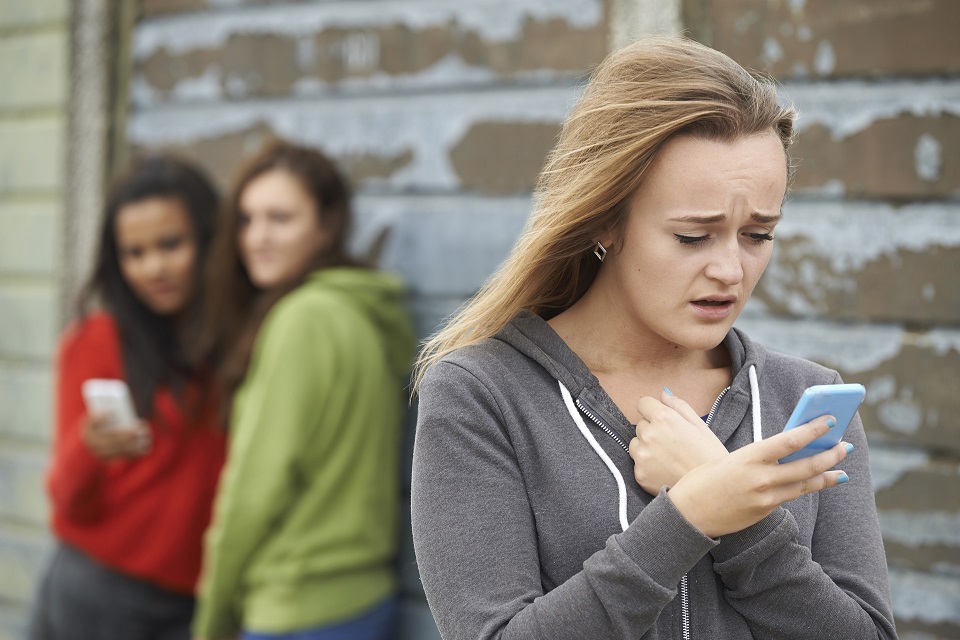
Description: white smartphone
778,383,866,464
81,379,138,430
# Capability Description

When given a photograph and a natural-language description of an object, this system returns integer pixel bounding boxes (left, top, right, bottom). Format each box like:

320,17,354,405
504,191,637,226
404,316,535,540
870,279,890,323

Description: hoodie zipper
575,387,730,640
678,386,729,640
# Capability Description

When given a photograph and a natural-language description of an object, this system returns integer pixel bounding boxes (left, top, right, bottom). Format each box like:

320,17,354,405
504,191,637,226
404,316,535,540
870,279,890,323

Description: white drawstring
748,364,762,443
560,366,762,533
558,381,630,532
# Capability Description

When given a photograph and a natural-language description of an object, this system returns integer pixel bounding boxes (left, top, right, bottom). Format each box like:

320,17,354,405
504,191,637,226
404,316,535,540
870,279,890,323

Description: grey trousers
27,542,195,640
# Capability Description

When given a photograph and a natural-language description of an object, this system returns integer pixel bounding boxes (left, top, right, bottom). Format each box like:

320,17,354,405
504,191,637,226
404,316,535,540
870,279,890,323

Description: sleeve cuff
710,507,794,564
615,488,717,588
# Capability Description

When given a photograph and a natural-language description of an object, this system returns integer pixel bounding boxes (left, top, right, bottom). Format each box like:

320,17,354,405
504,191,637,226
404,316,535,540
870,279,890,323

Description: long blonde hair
413,37,795,391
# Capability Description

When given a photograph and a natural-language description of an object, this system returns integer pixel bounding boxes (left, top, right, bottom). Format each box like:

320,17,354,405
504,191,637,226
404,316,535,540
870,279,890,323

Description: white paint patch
796,24,812,42
171,66,222,102
774,201,960,273
813,40,835,75
925,329,960,355
127,85,581,192
788,0,807,13
866,375,897,404
761,37,784,65
134,0,603,58
880,511,960,547
922,283,935,301
868,445,929,491
878,398,924,433
780,80,960,139
914,133,942,182
889,567,960,625
733,313,905,373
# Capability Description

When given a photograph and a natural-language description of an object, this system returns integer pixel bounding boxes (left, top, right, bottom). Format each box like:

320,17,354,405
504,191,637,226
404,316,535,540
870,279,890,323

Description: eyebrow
668,212,782,224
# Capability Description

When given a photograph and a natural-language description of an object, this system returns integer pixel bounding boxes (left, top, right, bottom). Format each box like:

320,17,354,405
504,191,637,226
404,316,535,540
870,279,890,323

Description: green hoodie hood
306,267,416,385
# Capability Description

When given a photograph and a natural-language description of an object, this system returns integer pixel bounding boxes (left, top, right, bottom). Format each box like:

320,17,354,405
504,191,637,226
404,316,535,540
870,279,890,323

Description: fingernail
844,442,854,454
826,417,836,428
663,387,673,396
837,473,849,484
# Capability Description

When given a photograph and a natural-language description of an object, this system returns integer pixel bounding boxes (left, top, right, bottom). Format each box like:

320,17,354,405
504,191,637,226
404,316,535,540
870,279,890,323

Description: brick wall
2,0,956,636
685,2,960,637
0,0,68,637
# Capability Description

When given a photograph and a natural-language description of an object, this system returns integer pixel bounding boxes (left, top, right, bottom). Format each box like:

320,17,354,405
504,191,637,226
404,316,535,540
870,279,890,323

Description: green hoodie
194,268,415,639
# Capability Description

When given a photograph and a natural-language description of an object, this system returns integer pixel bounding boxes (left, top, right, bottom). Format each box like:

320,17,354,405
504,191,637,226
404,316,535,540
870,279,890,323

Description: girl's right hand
81,412,151,460
667,416,851,539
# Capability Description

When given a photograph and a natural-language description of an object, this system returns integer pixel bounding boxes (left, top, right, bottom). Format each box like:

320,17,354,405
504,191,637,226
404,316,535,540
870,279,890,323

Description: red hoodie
48,313,226,594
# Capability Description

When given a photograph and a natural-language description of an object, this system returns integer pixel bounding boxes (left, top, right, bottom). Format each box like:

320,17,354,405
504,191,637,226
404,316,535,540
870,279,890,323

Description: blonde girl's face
237,169,332,290
115,196,199,317
595,131,788,352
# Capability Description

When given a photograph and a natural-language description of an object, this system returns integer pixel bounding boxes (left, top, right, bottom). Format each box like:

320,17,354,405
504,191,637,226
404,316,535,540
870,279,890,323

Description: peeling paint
869,446,930,491
889,568,960,625
914,133,942,181
782,80,960,139
733,312,905,373
761,37,784,65
128,86,578,191
773,201,960,273
134,0,604,58
879,511,960,547
878,397,924,434
813,40,835,75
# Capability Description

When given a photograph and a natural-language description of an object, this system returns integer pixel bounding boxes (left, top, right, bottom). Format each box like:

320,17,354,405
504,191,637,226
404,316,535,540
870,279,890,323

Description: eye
158,236,184,251
674,234,709,246
746,232,775,244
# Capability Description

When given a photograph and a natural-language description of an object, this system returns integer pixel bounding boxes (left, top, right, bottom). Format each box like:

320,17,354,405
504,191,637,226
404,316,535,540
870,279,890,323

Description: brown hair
413,36,796,391
81,155,219,420
197,138,359,418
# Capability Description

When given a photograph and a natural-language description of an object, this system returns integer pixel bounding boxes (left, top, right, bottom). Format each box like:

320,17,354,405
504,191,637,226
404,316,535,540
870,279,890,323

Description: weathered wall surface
684,1,960,638
2,0,957,636
0,0,68,637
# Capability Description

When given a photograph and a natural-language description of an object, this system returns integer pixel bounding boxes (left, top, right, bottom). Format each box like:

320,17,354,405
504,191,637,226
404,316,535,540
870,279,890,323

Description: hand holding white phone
82,379,139,430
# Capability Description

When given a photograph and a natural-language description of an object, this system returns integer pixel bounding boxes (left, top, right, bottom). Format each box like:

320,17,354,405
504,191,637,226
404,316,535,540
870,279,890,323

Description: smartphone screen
778,383,865,464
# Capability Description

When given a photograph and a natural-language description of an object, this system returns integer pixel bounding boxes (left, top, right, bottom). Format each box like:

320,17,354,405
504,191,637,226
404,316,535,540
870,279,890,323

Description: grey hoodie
412,311,897,640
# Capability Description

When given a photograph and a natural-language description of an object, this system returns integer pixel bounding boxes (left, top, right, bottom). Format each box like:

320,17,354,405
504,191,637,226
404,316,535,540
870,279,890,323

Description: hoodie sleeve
47,317,117,523
709,373,898,640
412,360,717,640
193,297,333,639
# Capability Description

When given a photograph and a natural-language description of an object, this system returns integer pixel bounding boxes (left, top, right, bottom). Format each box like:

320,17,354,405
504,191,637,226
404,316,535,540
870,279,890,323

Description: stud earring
593,241,607,262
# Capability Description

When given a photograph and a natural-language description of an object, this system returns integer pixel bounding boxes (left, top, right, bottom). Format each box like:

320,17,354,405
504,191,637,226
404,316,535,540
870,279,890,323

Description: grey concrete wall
2,0,957,637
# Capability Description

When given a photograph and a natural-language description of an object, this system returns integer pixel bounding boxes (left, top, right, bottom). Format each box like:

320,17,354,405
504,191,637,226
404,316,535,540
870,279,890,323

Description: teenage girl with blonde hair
411,37,897,640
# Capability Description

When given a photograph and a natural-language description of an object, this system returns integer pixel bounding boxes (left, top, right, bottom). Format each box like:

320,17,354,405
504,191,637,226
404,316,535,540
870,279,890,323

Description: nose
142,249,167,279
704,238,743,285
242,217,267,249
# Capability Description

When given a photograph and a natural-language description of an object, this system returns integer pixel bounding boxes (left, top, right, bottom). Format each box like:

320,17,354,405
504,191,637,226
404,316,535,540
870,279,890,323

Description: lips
690,296,737,320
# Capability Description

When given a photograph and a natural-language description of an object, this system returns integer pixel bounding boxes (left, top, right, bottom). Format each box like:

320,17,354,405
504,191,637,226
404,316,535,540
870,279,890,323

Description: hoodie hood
495,310,768,447
307,267,416,384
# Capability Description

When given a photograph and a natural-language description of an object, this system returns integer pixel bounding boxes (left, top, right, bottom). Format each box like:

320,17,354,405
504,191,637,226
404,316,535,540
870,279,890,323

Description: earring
593,241,607,262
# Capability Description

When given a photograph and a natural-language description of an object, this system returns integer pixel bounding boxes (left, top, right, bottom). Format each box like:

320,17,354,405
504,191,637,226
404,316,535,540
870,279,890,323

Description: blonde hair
413,37,795,391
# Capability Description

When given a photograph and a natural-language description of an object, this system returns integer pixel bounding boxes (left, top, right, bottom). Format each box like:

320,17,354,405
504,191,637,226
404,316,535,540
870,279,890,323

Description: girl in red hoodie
29,156,227,640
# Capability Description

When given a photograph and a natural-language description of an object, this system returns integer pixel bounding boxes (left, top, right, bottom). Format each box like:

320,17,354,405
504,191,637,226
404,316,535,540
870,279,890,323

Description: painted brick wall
0,0,68,637
682,1,960,638
3,0,954,636
124,1,960,638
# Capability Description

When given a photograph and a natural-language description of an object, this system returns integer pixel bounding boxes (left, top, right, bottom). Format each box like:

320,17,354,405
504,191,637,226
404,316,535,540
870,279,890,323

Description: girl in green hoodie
193,140,415,640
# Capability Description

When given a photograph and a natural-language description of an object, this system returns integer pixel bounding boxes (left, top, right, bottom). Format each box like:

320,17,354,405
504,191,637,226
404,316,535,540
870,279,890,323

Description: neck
548,285,726,377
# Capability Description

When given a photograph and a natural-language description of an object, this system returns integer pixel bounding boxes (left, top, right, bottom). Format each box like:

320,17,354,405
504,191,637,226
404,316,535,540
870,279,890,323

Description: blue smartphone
778,383,865,464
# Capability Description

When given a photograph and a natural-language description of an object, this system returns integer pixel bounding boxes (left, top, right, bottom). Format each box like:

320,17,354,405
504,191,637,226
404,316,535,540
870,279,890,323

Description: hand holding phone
82,379,138,430
778,383,865,464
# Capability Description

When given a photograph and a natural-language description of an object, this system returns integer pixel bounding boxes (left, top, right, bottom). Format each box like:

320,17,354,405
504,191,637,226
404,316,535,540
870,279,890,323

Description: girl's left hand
629,389,728,495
